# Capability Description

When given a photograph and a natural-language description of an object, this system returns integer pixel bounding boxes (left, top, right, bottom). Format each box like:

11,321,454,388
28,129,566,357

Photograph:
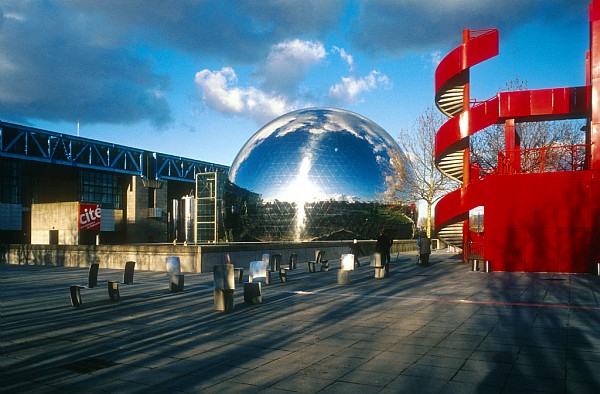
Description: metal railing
0,120,229,183
497,144,590,175
465,231,485,264
468,28,498,39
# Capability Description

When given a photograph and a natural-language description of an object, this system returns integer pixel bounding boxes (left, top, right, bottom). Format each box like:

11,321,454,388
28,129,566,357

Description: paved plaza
1,250,600,393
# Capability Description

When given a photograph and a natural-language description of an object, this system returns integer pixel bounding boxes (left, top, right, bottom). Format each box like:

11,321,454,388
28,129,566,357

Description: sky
0,0,591,167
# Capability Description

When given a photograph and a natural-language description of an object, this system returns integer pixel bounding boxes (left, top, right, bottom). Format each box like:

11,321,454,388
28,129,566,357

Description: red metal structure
434,1,600,273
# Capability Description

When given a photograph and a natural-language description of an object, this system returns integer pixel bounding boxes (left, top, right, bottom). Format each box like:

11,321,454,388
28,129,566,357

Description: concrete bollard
234,268,244,283
338,254,354,285
170,274,185,292
214,289,235,311
214,264,235,312
372,253,387,279
289,253,297,269
108,281,120,301
279,267,288,283
166,256,181,276
244,282,262,304
374,267,386,279
340,254,355,271
270,254,281,271
214,264,235,290
484,261,491,273
471,260,478,271
337,270,351,285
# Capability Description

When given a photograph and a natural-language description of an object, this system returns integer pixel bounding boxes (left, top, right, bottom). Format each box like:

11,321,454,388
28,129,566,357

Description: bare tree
385,107,458,237
471,78,585,173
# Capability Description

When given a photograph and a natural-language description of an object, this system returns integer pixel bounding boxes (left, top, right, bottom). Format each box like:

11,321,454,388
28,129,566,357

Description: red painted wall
484,170,600,273
434,3,600,273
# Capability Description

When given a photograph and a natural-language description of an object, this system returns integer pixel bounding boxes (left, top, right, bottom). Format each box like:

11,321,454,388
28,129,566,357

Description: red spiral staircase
433,3,600,273
434,29,499,250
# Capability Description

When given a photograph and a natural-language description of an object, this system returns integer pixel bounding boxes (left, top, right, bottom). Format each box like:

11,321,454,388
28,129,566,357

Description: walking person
419,235,431,267
416,235,421,265
375,229,393,276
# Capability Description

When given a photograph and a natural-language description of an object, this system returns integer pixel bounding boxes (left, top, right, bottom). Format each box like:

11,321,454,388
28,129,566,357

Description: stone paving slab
1,250,600,393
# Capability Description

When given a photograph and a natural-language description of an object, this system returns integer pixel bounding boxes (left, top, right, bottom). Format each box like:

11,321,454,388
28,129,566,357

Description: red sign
79,203,101,231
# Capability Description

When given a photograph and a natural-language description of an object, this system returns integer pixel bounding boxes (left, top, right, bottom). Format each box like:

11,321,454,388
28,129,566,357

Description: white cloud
332,46,354,72
266,39,326,72
430,50,442,66
260,39,327,92
194,67,245,113
195,42,391,124
195,67,294,124
328,70,391,104
3,12,25,22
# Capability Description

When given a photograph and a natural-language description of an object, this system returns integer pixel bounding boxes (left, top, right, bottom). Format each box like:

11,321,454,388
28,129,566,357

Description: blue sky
0,0,590,166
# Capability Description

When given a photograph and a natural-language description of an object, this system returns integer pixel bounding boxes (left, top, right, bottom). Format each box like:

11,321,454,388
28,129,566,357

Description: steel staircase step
437,222,464,249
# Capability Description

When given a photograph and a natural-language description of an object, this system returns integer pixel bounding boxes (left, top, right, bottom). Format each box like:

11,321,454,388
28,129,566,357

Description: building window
148,187,156,208
80,170,122,209
0,159,21,204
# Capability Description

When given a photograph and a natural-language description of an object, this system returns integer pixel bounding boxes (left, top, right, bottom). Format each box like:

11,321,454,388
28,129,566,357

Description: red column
590,0,600,270
504,118,521,173
462,29,471,185
462,29,471,255
590,0,600,169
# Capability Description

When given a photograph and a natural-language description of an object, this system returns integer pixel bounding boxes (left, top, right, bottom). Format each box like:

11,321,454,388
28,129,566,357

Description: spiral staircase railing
433,29,499,251
433,28,588,259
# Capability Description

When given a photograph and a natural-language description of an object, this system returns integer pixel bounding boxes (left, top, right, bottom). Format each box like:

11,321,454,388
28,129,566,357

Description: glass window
0,160,21,204
80,170,122,209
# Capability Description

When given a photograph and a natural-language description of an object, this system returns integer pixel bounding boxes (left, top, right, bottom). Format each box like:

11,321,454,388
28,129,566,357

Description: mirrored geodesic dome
224,107,412,241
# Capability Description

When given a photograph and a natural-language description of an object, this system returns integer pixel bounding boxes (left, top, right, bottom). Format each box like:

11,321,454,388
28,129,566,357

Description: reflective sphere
224,107,411,241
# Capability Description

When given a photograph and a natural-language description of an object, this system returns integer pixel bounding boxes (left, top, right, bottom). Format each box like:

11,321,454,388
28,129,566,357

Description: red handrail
497,144,590,175
468,28,498,39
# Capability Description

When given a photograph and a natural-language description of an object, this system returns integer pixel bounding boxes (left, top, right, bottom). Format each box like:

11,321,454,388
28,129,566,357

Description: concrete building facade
0,120,228,245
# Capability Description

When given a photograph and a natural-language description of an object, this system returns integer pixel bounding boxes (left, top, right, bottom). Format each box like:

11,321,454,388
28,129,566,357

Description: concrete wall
0,240,419,273
101,209,123,232
30,202,124,245
31,202,79,245
0,243,199,272
125,176,168,243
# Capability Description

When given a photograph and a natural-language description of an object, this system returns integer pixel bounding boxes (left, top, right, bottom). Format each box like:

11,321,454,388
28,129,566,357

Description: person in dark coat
375,229,393,265
419,236,431,267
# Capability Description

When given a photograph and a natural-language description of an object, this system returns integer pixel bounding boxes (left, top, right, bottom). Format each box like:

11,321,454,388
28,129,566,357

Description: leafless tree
471,78,585,173
384,107,458,237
